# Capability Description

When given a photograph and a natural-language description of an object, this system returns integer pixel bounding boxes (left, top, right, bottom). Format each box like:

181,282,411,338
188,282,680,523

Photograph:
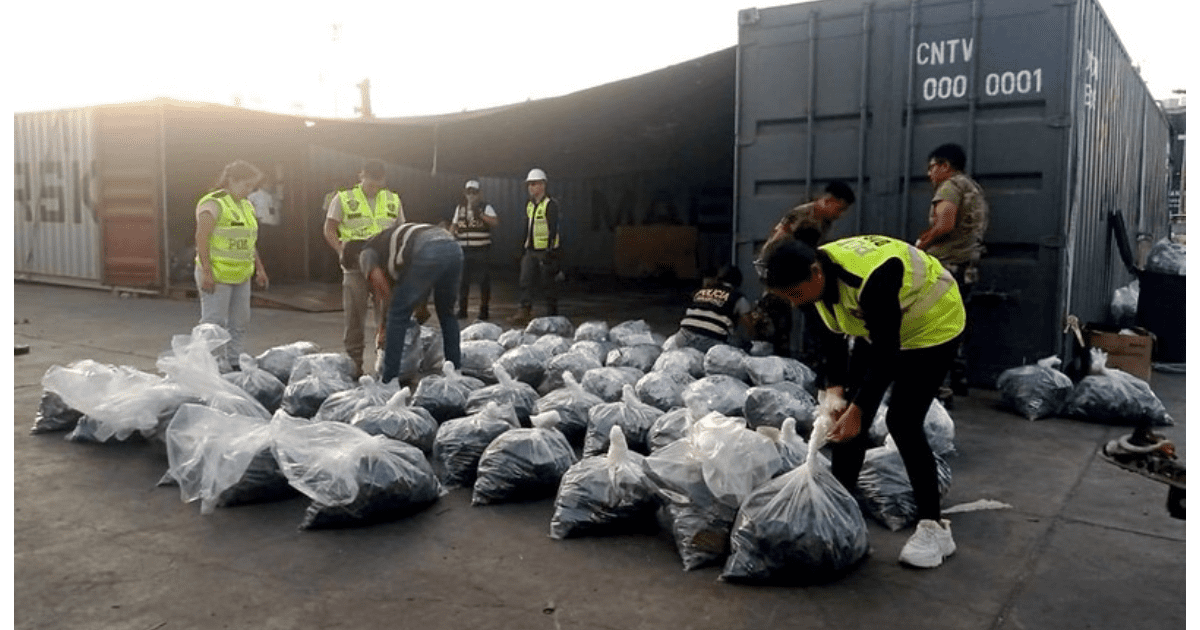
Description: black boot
479,304,489,321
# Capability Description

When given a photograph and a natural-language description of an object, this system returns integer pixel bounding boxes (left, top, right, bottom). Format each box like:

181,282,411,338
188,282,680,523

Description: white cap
525,168,547,183
464,180,480,190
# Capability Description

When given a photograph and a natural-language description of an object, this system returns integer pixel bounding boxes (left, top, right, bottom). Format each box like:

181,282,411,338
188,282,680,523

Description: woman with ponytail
194,159,269,370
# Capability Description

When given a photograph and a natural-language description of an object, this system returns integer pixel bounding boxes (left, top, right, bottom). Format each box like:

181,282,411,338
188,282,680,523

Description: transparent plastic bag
690,412,783,508
580,366,644,403
756,417,810,472
471,411,578,505
498,329,538,350
606,344,663,373
996,356,1075,420
465,364,540,426
745,356,813,388
494,343,551,388
531,334,572,358
432,401,520,487
681,374,750,417
550,425,660,539
525,316,575,338
642,435,736,571
412,362,483,422
165,404,295,515
570,339,616,366
537,350,603,396
721,391,869,584
635,370,695,412
647,405,701,453
30,390,85,434
313,375,400,424
460,321,504,342
255,341,320,385
856,442,953,532
609,319,656,347
158,327,271,420
871,398,957,456
223,354,286,413
584,384,664,456
652,347,706,379
534,371,604,448
351,388,439,454
573,320,610,343
1110,280,1140,328
1144,238,1186,275
703,344,750,382
417,325,446,374
44,359,194,443
460,339,504,383
743,384,817,433
270,415,443,529
1065,349,1172,426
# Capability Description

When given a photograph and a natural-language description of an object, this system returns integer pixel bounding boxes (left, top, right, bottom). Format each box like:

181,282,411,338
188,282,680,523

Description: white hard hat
464,179,480,190
525,168,547,183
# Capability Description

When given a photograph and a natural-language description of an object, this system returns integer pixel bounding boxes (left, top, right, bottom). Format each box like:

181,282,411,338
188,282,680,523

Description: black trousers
830,334,960,522
458,246,492,311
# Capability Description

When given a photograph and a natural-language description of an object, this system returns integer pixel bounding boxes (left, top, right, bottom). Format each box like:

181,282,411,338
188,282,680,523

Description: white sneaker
899,519,956,568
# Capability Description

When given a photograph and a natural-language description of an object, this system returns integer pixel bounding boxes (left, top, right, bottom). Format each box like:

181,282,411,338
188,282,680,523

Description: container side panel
13,109,103,284
96,109,162,288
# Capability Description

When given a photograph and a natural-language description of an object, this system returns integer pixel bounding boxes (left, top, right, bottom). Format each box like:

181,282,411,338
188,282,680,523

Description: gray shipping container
734,0,1172,385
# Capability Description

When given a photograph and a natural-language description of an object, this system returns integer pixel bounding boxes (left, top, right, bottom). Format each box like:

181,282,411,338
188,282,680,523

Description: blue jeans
194,268,252,369
380,239,463,383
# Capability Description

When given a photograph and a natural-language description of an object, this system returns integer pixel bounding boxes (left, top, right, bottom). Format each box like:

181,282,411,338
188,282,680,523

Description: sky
5,0,1191,119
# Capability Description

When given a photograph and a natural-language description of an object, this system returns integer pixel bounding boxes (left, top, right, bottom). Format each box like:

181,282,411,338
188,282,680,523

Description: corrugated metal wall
734,0,1172,385
14,109,103,285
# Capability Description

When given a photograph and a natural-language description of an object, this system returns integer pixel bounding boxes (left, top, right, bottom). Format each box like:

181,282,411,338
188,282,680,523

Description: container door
96,107,163,288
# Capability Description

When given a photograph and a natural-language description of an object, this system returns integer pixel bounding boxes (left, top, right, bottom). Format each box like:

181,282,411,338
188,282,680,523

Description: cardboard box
1085,324,1155,383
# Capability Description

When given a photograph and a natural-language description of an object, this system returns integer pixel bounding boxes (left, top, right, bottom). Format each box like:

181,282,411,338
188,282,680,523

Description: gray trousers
518,249,559,311
343,268,384,373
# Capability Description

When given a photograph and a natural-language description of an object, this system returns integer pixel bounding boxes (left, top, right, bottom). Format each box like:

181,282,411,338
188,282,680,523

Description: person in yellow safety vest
509,168,562,325
194,159,270,372
760,234,965,570
323,159,405,377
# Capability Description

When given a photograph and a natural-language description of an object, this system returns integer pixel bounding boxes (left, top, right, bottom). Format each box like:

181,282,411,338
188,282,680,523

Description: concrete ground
12,279,1187,630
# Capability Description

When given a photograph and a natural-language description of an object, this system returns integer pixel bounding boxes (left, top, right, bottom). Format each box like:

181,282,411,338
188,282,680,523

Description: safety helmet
464,179,480,190
525,168,547,183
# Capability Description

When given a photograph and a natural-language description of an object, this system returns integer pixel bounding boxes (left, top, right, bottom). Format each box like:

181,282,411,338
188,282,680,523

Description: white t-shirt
248,189,279,226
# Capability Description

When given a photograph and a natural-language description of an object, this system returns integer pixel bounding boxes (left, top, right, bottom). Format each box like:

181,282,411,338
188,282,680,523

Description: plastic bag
417,325,446,374
571,340,616,366
647,406,699,452
531,334,572,358
756,417,810,472
255,341,321,385
550,425,660,539
165,404,296,515
870,398,957,456
465,364,540,426
1110,280,1140,328
996,356,1075,420
312,375,398,424
460,339,504,383
606,344,663,373
351,388,439,454
691,413,783,508
525,316,575,338
642,435,736,571
158,327,272,420
432,401,520,487
288,353,356,386
652,348,706,379
1144,238,1186,275
537,350,603,396
745,356,812,388
471,411,578,505
609,320,656,347
574,320,610,343
42,360,192,443
721,391,870,584
30,390,85,434
584,384,663,456
635,370,695,412
412,362,483,422
222,354,286,413
580,366,644,403
703,345,750,382
1065,349,1172,426
494,343,551,388
184,322,236,373
498,329,538,350
856,442,953,532
743,384,817,433
460,321,504,342
534,371,604,448
681,374,750,417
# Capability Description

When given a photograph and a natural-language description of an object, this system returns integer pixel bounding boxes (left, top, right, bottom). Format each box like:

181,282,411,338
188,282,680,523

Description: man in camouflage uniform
916,143,989,400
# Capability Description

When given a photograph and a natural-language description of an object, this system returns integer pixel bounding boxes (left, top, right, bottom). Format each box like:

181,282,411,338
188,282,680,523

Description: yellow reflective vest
336,184,403,241
814,235,965,349
525,197,559,250
197,190,257,284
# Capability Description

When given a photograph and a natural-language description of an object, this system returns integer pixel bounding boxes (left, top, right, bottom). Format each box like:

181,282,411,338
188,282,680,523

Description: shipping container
734,0,1173,385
